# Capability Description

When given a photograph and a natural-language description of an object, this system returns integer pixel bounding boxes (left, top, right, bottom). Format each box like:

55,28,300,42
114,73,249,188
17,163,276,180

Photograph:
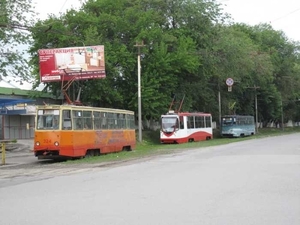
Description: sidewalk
1,139,33,158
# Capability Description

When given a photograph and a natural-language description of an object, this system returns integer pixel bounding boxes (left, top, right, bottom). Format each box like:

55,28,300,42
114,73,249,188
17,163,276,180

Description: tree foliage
28,0,300,126
0,0,36,82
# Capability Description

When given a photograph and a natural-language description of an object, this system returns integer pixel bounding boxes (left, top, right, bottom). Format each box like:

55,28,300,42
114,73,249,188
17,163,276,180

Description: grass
64,127,300,165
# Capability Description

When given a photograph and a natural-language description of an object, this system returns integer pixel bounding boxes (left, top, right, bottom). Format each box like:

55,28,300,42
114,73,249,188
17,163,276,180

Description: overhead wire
271,7,300,23
217,0,300,24
59,0,69,14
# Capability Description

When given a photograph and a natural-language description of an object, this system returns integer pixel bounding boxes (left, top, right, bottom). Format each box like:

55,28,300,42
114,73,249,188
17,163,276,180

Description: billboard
38,45,106,82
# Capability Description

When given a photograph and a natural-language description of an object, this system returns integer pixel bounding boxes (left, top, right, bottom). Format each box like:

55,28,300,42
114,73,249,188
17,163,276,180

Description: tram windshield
161,116,179,132
36,109,60,130
222,117,235,126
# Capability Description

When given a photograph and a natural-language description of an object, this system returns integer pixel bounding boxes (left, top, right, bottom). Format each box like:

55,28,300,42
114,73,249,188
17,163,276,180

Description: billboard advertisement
38,45,106,82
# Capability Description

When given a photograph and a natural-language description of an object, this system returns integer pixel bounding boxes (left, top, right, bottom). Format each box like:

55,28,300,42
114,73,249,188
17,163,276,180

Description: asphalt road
0,133,299,225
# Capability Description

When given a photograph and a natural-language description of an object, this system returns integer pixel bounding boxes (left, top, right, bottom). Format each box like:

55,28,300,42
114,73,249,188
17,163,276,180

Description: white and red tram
160,111,213,144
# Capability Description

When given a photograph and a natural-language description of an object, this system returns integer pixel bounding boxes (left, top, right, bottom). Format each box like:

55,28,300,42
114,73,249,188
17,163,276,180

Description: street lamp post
134,41,145,142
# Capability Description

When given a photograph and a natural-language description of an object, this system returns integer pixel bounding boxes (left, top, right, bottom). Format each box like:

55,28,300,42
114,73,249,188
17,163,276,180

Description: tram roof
36,104,134,113
163,112,212,116
222,115,254,118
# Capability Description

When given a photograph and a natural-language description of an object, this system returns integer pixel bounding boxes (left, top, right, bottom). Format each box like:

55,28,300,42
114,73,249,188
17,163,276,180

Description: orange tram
34,104,136,160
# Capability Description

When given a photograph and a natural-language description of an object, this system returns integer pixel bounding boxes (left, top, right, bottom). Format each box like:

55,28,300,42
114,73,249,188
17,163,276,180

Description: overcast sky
219,0,300,42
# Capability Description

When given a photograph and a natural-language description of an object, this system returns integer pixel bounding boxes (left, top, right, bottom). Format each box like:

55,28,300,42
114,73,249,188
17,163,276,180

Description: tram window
37,114,59,130
46,116,52,127
63,110,71,119
117,114,121,129
195,116,199,128
73,110,83,130
107,113,115,129
93,111,101,129
187,117,191,128
62,110,72,130
195,116,204,128
117,113,125,129
125,114,129,129
187,116,195,129
130,115,135,129
126,114,134,129
179,116,184,129
233,118,237,125
205,116,211,128
101,112,108,129
37,116,43,129
63,119,71,129
83,111,92,129
113,113,118,129
49,115,59,129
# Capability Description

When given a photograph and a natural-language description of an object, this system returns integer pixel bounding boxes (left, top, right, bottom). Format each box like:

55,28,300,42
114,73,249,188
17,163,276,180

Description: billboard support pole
61,73,81,105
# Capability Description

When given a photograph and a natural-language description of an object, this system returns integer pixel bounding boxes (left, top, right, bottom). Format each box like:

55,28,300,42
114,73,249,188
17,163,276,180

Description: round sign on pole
226,78,234,86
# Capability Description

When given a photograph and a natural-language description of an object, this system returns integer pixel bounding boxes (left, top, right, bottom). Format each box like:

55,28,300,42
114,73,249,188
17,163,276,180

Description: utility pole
281,100,284,131
247,85,260,134
134,41,145,142
218,88,221,128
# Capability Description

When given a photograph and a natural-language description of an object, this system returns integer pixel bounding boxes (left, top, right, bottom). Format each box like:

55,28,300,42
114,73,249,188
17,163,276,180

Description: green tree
236,23,300,122
29,0,223,118
28,0,300,127
0,0,36,82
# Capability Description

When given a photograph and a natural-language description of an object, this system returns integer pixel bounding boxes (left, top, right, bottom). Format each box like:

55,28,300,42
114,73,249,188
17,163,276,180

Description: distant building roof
0,85,60,115
0,86,55,98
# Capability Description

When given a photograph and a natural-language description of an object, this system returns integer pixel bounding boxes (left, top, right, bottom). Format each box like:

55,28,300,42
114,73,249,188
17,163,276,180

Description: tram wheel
122,146,132,151
94,150,101,156
85,150,94,157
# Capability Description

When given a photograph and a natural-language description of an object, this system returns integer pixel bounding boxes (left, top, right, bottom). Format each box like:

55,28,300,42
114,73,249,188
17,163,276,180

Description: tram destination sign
38,45,106,82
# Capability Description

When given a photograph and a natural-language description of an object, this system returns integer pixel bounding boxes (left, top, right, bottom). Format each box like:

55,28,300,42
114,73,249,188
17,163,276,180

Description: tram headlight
54,141,59,146
36,142,40,146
